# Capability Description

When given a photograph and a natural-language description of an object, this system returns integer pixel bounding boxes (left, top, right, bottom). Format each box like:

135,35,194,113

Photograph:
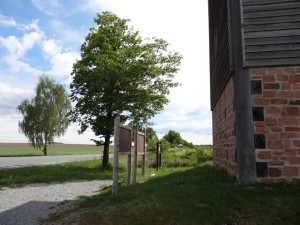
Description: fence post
142,128,146,176
112,114,120,195
127,153,131,185
156,141,159,170
159,143,162,167
133,125,138,183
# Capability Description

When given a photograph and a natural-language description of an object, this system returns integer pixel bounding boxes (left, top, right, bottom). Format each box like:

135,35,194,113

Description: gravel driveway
0,180,112,225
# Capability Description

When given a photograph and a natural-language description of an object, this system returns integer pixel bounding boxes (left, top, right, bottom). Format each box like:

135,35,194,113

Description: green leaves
17,75,72,155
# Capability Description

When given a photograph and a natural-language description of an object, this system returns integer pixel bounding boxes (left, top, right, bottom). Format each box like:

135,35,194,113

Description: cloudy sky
0,0,211,145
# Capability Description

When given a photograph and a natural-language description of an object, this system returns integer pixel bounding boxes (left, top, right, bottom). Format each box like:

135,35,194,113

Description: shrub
145,147,212,168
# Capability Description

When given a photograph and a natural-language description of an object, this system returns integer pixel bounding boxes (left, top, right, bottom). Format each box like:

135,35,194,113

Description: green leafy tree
162,130,183,147
17,75,72,155
162,130,193,148
69,12,182,166
146,127,158,143
145,127,159,152
159,139,171,151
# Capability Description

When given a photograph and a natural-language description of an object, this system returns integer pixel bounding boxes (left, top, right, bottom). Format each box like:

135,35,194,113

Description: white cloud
0,19,45,76
47,51,79,78
0,17,78,79
0,81,33,116
154,118,212,144
41,39,79,78
49,19,85,45
3,55,42,76
22,30,44,51
0,14,17,27
0,14,40,31
0,35,24,57
31,0,62,17
0,114,28,143
42,39,62,56
81,0,113,12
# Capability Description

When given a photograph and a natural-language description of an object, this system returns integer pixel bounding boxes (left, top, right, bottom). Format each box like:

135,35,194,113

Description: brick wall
251,66,300,184
212,77,237,176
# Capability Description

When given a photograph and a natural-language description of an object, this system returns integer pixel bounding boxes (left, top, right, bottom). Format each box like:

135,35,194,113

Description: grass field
43,162,300,225
1,148,299,225
0,143,104,156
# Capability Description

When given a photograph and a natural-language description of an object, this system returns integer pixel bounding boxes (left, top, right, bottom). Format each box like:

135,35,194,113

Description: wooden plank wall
242,0,300,67
209,0,232,109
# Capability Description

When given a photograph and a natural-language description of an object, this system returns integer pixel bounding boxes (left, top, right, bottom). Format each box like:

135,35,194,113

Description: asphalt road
0,155,102,170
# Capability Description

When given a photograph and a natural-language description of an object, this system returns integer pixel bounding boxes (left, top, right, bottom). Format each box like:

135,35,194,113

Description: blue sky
0,0,211,145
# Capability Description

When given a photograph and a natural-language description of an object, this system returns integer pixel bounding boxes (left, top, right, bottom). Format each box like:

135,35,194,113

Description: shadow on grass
44,163,300,225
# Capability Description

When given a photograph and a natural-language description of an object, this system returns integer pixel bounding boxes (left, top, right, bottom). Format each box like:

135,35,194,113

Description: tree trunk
102,134,111,167
43,143,48,156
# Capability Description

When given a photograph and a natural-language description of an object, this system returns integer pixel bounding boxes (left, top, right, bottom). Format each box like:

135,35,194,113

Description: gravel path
0,180,112,225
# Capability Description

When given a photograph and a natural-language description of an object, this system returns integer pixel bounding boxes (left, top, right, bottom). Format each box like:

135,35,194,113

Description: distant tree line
146,129,193,152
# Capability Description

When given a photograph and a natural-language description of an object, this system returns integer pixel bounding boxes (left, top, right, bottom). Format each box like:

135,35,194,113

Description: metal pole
112,114,120,195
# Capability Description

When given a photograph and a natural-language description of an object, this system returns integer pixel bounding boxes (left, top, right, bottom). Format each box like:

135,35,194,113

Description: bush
145,147,212,168
195,146,213,162
146,139,158,152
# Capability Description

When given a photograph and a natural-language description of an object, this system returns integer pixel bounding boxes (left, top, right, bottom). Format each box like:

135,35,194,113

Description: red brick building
208,0,300,183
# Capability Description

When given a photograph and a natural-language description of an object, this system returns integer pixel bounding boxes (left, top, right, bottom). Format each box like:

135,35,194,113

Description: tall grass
146,146,213,168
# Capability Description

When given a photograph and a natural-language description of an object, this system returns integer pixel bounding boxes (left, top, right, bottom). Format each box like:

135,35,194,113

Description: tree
162,130,193,148
162,130,183,147
145,127,158,143
145,127,159,152
17,75,72,155
69,11,182,167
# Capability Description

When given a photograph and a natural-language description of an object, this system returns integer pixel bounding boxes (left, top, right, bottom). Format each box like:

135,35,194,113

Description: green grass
44,162,300,225
146,147,213,168
0,155,131,188
0,143,104,156
1,148,299,225
0,159,111,188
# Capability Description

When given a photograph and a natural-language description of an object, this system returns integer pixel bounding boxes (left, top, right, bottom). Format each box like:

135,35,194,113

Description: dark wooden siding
209,0,233,109
242,0,300,67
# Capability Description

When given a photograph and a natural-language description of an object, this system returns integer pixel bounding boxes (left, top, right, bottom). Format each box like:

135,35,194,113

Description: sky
0,0,211,145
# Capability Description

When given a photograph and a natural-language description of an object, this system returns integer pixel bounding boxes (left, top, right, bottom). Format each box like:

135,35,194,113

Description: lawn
0,143,104,156
43,162,300,225
0,148,299,225
0,159,113,188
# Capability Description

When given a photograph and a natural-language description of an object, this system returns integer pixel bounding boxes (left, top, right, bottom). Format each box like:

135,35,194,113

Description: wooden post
230,0,256,183
142,128,146,176
156,141,159,171
127,154,131,185
133,125,138,183
142,154,145,176
126,123,133,186
159,142,161,169
112,114,120,195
